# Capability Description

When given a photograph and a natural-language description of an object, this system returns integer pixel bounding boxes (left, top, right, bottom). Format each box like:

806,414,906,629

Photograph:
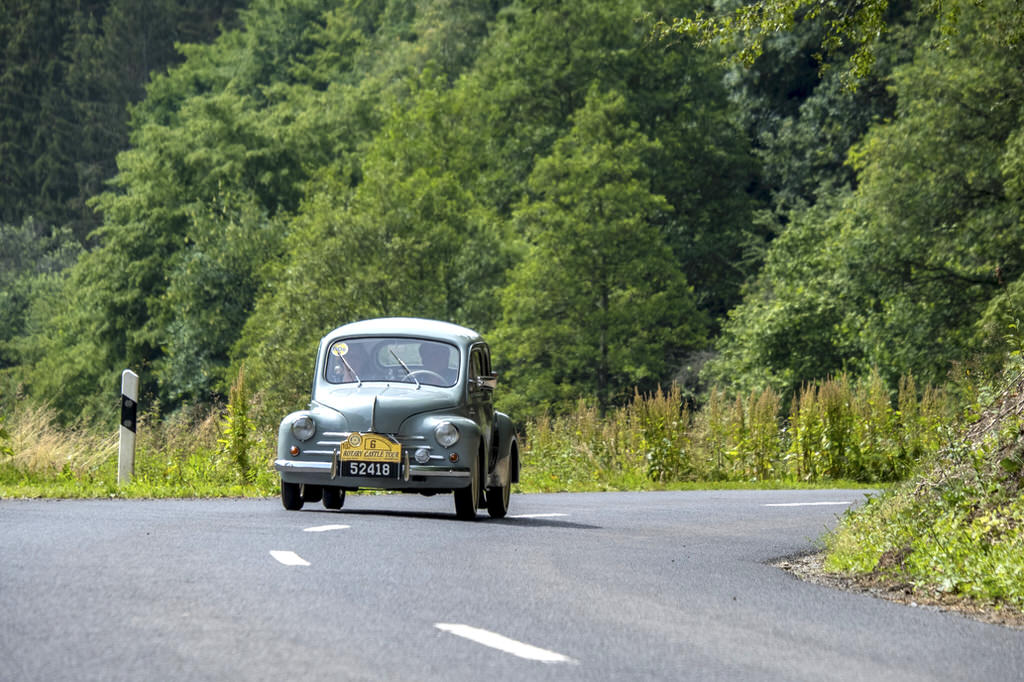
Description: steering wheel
406,369,446,384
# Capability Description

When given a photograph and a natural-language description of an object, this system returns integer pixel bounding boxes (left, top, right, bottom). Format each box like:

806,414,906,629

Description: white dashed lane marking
270,550,310,566
435,623,578,664
303,524,350,532
763,501,852,507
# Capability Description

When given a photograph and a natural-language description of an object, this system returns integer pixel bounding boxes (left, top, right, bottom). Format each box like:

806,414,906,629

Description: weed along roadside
517,375,950,491
812,364,1024,628
0,370,971,496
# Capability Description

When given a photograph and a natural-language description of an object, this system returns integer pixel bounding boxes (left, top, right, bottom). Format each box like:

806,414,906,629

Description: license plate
337,433,401,479
340,460,399,478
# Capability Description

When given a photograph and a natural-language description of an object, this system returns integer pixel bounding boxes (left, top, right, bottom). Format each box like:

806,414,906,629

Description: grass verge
2,375,918,499
822,363,1024,615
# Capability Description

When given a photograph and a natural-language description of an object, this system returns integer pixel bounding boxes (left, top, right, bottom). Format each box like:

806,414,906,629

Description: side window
469,344,493,380
469,347,484,380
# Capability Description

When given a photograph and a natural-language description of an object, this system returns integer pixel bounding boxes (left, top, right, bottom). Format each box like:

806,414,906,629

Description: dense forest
2,0,1023,428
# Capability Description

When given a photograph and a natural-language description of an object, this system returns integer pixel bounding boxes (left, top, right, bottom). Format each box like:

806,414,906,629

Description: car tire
322,486,345,510
301,484,323,503
486,478,510,519
454,457,481,521
281,481,304,510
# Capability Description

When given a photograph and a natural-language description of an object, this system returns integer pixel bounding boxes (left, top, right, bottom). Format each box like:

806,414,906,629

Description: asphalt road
2,490,1022,681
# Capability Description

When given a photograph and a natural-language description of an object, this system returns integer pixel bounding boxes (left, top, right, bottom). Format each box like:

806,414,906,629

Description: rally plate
334,432,401,479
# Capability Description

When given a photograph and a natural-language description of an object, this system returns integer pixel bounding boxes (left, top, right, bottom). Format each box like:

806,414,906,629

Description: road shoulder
775,552,1024,630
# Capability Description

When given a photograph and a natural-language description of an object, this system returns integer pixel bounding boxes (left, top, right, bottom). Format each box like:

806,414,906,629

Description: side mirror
472,374,498,391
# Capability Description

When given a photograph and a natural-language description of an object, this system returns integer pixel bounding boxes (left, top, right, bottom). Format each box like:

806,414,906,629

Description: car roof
321,317,483,346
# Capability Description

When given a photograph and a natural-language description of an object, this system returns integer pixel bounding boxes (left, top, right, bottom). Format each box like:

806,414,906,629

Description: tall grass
2,402,117,476
824,360,1024,609
520,372,954,490
0,378,279,498
2,370,954,498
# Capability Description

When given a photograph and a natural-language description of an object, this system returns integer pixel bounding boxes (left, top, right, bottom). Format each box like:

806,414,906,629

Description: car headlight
291,415,316,442
434,421,460,448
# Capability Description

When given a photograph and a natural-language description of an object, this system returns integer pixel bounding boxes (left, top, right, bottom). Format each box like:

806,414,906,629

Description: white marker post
118,369,139,486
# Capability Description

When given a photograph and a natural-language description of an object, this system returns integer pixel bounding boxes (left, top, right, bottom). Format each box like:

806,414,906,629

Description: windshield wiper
339,354,361,386
389,348,420,389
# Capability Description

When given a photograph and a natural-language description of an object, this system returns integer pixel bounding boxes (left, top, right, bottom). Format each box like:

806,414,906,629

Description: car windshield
325,337,460,388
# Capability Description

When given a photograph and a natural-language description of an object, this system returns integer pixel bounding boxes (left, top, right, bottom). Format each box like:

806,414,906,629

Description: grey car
274,317,519,519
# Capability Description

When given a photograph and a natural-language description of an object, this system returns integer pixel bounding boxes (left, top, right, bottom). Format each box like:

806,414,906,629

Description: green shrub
825,361,1024,610
0,413,13,459
630,385,694,482
2,370,954,497
0,395,279,498
788,384,825,480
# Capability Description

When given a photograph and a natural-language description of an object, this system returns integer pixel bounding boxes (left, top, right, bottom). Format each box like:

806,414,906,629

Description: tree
496,88,707,415
708,0,1024,394
659,0,1023,83
0,0,244,240
702,192,861,397
10,0,762,422
235,69,511,417
0,0,80,229
0,219,82,377
838,2,1024,382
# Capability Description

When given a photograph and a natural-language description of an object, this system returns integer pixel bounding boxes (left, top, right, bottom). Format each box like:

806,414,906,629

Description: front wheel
453,459,481,521
281,481,304,511
322,486,345,510
486,478,511,519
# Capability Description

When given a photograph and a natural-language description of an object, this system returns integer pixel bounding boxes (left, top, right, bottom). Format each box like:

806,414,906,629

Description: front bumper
274,457,470,480
277,430,474,490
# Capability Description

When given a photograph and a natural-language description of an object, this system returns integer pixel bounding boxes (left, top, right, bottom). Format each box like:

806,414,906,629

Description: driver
418,342,456,385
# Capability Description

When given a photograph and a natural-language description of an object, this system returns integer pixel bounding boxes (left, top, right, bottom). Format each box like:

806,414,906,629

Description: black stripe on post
121,395,137,433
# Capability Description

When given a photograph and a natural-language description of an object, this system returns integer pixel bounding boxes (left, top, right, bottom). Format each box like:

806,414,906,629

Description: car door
467,343,496,469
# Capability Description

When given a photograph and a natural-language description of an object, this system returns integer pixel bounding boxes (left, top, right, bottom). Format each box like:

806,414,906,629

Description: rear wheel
454,457,481,521
322,486,345,510
281,481,303,511
486,477,510,519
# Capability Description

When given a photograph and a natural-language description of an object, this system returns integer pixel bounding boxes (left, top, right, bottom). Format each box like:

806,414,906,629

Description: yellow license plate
338,433,401,463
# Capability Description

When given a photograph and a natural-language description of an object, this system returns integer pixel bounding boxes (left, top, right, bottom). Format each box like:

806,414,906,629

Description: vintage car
274,317,519,519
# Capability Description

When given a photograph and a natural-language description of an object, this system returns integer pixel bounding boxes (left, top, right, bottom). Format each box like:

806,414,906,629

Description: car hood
315,384,458,433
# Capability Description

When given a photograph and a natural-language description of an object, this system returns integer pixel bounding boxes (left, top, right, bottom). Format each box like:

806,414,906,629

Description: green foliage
497,87,708,416
634,386,696,482
782,370,949,481
664,0,891,79
660,0,1022,84
0,396,277,498
519,372,950,488
0,413,12,460
724,10,918,217
4,370,938,499
704,194,859,397
0,220,83,363
709,0,1024,400
825,357,1024,609
520,402,650,492
155,196,285,404
827,434,1024,607
0,0,243,239
217,365,259,482
4,0,1023,466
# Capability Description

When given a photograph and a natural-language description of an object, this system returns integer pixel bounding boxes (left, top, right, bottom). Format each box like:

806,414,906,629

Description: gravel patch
774,552,1024,630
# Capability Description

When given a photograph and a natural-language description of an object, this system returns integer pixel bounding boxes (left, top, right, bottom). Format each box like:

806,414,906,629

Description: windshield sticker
331,342,349,357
